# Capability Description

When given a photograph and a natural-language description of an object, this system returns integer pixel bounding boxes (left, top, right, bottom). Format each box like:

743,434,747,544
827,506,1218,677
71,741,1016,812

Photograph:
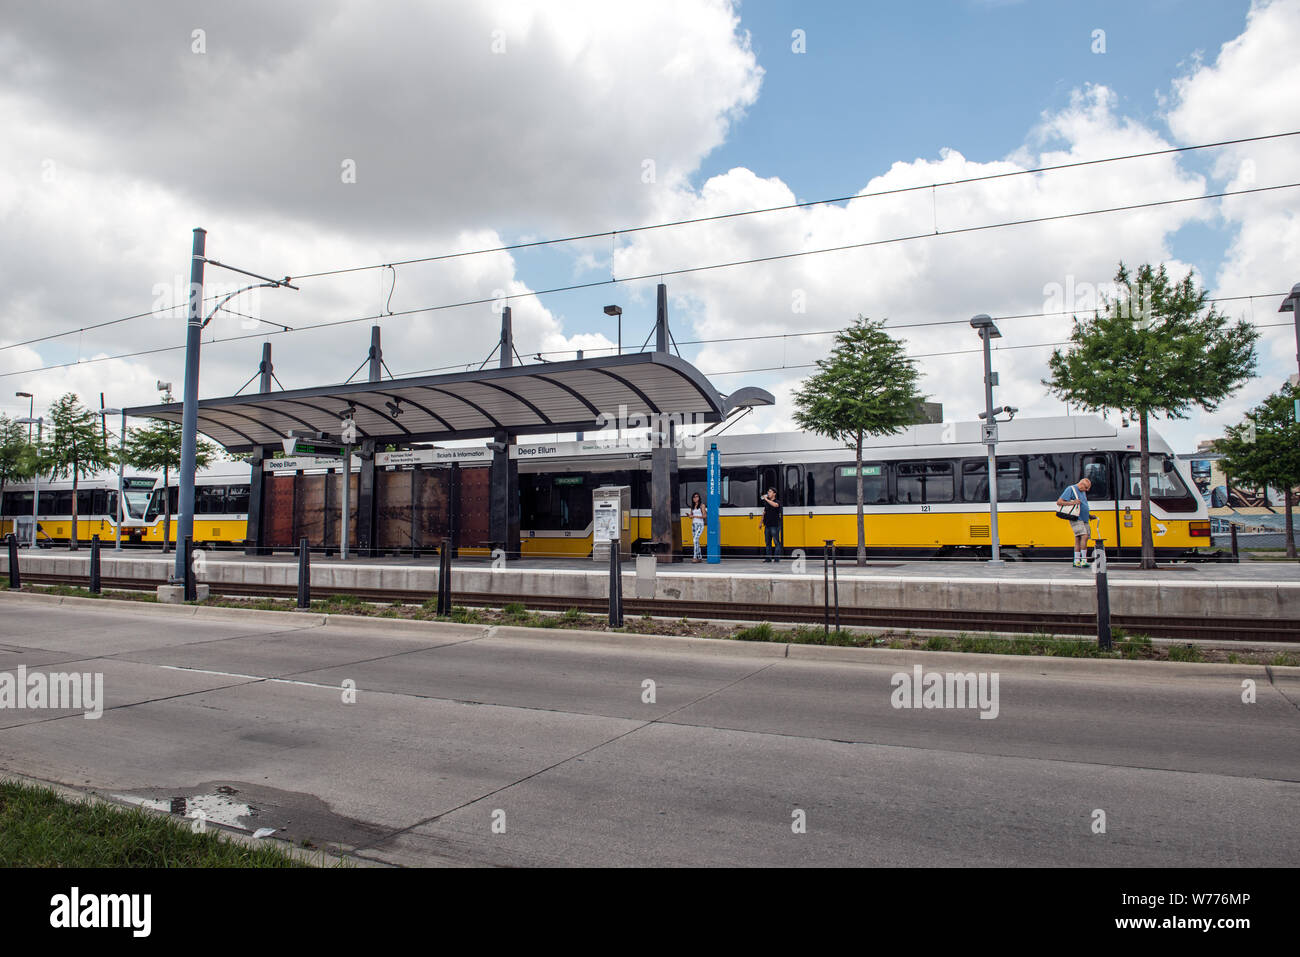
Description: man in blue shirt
1056,477,1093,567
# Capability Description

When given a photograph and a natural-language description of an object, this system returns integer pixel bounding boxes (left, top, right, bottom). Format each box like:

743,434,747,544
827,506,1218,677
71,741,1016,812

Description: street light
970,314,1004,566
603,305,622,355
1279,283,1300,385
15,392,33,442
16,416,42,548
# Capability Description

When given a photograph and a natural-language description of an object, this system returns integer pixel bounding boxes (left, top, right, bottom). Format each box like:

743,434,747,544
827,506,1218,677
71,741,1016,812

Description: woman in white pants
690,492,707,563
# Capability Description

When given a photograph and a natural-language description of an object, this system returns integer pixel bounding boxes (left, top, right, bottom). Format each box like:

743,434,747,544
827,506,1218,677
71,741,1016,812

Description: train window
78,489,93,515
805,463,834,507
1125,456,1196,510
520,473,593,531
722,468,757,508
895,461,954,504
962,459,1025,502
834,464,887,505
678,468,707,509
41,491,73,514
197,486,227,514
2,491,32,515
1078,455,1111,500
227,485,251,514
1026,453,1071,501
784,466,803,508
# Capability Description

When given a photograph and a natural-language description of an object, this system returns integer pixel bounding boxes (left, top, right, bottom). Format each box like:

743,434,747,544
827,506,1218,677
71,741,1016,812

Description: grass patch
1269,652,1300,667
0,780,312,867
1167,643,1205,663
733,622,777,642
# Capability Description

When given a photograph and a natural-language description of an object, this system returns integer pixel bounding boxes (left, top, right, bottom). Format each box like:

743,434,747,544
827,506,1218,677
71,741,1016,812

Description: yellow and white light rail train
0,416,1209,560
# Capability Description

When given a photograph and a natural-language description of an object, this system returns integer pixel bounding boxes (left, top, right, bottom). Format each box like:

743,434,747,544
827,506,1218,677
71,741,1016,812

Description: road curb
4,589,1294,677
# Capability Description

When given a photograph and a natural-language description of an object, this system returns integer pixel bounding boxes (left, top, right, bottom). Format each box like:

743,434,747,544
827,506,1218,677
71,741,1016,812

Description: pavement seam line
1263,664,1300,713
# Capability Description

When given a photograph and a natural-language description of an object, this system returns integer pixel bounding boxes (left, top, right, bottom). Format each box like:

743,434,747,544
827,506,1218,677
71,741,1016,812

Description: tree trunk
1286,491,1296,561
1139,412,1155,569
855,433,865,566
163,465,171,554
70,470,79,551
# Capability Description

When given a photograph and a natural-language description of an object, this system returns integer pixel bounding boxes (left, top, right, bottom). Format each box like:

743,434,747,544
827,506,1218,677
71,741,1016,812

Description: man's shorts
1069,519,1090,538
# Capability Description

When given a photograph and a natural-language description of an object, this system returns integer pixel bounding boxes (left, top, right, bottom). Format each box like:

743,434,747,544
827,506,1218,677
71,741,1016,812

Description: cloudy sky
1,0,1298,453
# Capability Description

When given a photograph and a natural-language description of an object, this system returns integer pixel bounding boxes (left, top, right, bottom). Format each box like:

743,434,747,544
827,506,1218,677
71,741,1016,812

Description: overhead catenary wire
283,130,1300,282
2,181,1298,383
6,129,1295,357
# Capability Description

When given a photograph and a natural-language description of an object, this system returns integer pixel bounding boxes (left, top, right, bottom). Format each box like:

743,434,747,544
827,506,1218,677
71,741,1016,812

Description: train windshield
121,477,156,519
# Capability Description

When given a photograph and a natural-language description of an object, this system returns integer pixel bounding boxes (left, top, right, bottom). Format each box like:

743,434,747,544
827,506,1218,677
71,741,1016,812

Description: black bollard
1095,537,1112,650
831,543,840,635
297,537,311,609
183,536,196,602
436,539,452,616
822,539,834,640
90,535,101,594
608,537,623,627
7,534,19,590
1229,523,1239,563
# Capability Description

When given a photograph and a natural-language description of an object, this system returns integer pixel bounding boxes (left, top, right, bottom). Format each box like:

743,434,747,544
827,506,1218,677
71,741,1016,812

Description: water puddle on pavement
110,780,390,854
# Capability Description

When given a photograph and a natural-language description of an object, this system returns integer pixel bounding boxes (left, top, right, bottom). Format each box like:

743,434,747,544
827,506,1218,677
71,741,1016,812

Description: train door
1077,453,1118,552
781,464,804,548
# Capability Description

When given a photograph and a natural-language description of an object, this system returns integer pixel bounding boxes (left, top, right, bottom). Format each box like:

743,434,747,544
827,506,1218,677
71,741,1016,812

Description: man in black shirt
759,487,782,563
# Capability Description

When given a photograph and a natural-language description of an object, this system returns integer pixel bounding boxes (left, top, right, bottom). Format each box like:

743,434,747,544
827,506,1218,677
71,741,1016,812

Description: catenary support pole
116,410,126,550
174,227,206,584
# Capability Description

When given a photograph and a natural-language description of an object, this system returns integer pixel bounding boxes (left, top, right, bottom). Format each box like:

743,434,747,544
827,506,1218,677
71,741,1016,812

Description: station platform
4,547,1299,631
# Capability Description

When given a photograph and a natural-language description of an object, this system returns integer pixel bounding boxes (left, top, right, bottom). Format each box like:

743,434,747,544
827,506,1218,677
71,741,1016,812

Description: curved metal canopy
125,351,774,453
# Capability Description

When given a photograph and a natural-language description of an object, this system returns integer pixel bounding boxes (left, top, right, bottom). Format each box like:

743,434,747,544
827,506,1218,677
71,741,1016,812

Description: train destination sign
282,436,344,458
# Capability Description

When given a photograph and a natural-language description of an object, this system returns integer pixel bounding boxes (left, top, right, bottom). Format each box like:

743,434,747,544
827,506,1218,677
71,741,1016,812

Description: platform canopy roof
125,351,774,453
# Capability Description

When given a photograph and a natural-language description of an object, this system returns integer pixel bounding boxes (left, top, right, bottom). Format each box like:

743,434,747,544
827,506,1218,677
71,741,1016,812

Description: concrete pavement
0,592,1296,866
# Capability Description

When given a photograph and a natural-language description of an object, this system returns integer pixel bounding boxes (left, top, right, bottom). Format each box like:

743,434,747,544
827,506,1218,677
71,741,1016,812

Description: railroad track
14,572,1299,643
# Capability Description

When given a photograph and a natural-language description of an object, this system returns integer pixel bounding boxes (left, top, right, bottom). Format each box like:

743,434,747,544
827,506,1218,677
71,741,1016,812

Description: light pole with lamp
15,416,42,548
970,314,1006,565
15,393,33,442
603,305,622,356
1280,282,1300,386
603,305,624,447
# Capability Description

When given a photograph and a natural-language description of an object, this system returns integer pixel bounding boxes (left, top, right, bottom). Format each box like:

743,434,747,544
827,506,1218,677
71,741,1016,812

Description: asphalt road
1,593,1297,867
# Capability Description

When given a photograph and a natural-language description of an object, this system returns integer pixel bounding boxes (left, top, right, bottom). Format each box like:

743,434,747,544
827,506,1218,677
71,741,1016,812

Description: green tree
0,414,38,527
1045,263,1258,568
123,391,217,552
40,394,115,550
793,315,925,565
1215,382,1300,559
